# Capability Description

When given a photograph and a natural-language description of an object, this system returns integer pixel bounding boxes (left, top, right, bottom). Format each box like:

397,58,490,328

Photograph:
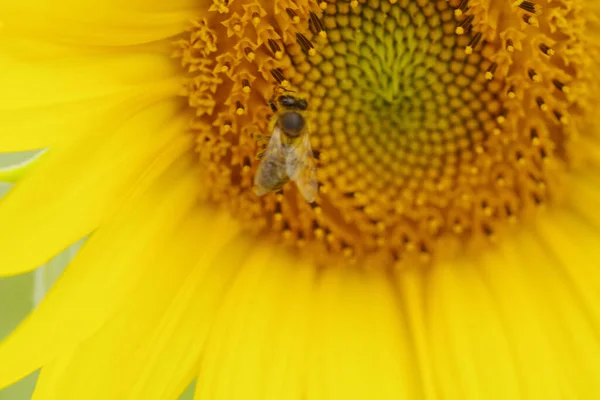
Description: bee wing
253,126,287,196
262,126,283,156
285,133,318,203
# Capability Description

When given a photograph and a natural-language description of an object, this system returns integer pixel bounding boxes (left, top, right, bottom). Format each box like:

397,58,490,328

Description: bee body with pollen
253,91,318,203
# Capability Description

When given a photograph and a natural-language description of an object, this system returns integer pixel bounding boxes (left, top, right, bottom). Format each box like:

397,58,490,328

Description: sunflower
1,0,600,398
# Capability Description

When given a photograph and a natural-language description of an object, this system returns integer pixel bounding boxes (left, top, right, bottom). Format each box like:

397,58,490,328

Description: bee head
277,94,308,111
279,111,305,138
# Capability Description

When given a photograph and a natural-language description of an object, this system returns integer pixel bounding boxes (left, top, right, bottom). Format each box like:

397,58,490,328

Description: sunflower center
178,0,592,268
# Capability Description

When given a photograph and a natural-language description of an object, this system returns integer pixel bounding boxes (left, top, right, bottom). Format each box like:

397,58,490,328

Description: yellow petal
565,170,600,230
31,352,74,400
538,171,600,333
484,233,600,398
305,268,421,400
0,35,184,151
412,260,521,399
535,214,600,330
0,0,206,46
31,209,241,400
398,170,600,400
0,98,193,276
0,154,199,389
195,249,421,400
126,217,245,400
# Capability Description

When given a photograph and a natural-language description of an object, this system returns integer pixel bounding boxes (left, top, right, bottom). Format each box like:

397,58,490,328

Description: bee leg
255,149,266,160
269,98,278,112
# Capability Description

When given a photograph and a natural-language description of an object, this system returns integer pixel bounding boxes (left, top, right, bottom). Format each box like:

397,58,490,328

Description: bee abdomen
254,157,289,196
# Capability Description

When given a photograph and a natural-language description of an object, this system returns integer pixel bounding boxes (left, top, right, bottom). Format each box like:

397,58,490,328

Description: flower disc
178,0,598,268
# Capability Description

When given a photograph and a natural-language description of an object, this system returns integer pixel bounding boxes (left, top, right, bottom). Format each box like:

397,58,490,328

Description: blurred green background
0,152,42,399
0,153,195,399
0,267,39,400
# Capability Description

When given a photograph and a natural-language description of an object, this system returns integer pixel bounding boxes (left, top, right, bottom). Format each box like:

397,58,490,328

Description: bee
253,91,318,203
